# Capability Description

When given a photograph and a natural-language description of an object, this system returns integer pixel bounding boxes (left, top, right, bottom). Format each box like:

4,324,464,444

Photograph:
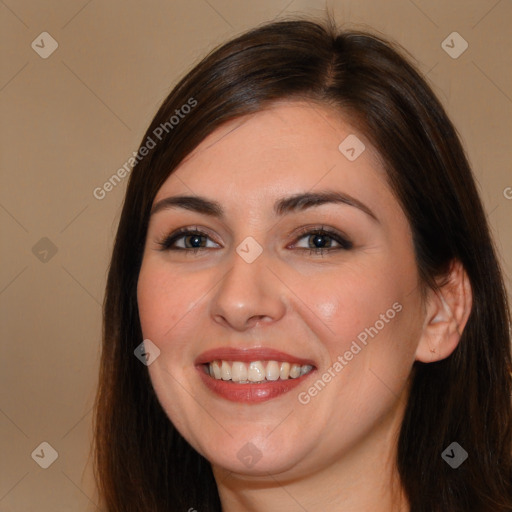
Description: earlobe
415,260,473,363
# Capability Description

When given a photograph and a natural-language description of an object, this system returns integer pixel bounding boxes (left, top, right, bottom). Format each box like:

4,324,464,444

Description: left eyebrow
150,190,379,223
274,190,379,222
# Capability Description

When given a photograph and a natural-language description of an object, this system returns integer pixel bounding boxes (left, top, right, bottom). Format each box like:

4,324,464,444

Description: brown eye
293,227,353,255
158,228,219,252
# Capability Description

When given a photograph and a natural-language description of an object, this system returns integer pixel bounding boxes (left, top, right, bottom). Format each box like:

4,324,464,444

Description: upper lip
195,347,316,367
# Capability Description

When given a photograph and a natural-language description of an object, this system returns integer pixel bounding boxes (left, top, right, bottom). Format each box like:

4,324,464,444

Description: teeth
266,360,280,381
207,360,314,383
248,361,265,382
211,360,221,379
280,362,290,379
300,364,313,376
221,360,231,380
289,364,301,379
231,362,248,382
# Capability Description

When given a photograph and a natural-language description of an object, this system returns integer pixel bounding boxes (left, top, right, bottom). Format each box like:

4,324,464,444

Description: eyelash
156,225,353,257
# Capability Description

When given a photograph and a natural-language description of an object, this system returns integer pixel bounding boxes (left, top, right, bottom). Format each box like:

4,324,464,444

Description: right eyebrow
150,195,224,218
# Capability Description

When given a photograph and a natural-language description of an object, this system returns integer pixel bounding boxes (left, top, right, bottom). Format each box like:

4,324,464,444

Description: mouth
195,348,317,403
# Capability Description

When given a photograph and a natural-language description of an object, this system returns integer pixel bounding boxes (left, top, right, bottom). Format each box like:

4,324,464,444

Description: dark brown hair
94,16,512,512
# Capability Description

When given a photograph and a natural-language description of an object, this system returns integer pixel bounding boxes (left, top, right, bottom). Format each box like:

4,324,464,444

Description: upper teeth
207,360,313,383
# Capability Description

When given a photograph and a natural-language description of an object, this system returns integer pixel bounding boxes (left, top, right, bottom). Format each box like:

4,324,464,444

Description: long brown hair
93,16,512,511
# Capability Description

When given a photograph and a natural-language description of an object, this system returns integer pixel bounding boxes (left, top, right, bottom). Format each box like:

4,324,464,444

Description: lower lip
196,366,315,403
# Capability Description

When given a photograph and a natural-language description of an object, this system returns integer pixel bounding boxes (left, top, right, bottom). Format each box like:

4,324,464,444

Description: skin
137,101,472,511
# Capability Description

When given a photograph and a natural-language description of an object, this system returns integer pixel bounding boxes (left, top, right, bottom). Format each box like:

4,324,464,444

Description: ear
415,259,473,363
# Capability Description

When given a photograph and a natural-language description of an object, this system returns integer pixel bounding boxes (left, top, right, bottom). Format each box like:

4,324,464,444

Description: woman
93,16,512,511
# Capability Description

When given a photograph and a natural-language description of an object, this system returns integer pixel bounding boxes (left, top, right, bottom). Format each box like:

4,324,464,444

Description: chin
196,430,315,478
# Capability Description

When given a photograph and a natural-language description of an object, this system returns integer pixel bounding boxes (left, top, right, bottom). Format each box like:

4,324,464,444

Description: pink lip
196,369,314,403
194,347,317,404
194,347,316,366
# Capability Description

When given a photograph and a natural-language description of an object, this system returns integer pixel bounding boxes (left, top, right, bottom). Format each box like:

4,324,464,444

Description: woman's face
137,101,426,478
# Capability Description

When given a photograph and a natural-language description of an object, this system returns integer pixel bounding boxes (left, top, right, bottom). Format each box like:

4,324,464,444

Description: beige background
1,0,510,510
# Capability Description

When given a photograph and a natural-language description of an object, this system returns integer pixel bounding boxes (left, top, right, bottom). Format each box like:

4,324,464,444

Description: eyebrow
150,190,379,222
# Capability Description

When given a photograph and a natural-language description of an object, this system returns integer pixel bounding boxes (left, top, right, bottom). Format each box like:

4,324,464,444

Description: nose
209,248,287,332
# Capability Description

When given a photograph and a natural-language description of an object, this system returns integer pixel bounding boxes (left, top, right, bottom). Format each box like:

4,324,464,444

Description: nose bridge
209,240,286,330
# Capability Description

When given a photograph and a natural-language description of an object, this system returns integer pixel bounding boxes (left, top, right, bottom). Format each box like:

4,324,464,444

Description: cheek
309,267,402,341
299,267,421,429
137,259,202,343
302,252,422,373
136,260,208,438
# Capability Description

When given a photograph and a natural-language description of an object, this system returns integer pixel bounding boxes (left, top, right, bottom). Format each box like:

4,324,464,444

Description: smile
195,347,317,403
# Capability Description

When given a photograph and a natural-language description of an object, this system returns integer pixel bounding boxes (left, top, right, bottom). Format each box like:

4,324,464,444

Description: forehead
153,101,395,218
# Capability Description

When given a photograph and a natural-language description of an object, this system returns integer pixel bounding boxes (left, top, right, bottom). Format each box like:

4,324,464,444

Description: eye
157,227,219,255
291,226,353,256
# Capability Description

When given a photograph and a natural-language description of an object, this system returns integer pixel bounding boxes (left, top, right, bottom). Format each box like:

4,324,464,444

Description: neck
212,397,410,512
